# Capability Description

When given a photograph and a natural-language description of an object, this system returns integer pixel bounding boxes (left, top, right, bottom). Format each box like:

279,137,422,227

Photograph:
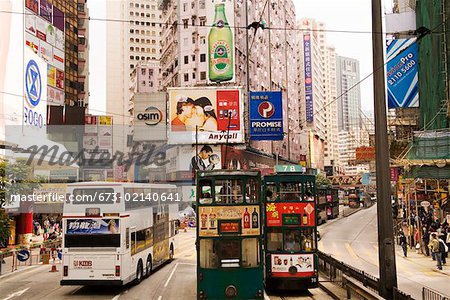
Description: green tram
196,170,264,299
263,168,319,291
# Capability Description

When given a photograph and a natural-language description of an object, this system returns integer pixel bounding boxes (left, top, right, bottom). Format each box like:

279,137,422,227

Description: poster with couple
168,87,244,144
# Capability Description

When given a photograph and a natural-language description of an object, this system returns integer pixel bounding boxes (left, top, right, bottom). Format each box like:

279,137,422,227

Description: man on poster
190,146,220,171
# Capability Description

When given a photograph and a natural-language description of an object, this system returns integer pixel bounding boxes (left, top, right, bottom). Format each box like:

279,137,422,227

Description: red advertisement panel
216,90,240,131
266,202,315,227
270,254,315,277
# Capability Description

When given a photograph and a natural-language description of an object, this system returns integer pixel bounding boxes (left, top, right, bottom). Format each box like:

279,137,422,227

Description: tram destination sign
282,214,301,226
218,220,241,234
274,165,305,173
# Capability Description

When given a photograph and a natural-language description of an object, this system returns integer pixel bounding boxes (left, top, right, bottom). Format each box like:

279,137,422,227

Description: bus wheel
136,261,143,284
145,255,152,277
169,244,174,261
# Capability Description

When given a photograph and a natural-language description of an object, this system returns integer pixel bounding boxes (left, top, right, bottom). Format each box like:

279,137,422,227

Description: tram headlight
199,272,204,281
256,290,263,298
199,290,205,299
225,285,237,298
288,266,297,275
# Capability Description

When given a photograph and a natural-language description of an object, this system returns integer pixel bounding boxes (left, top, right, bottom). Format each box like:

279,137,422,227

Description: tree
316,173,331,187
0,159,41,246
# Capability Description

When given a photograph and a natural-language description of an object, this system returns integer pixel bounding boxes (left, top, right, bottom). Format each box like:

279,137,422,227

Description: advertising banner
206,0,235,83
168,88,244,144
198,205,260,237
165,145,222,174
271,254,314,277
66,219,119,234
47,86,64,105
386,38,419,108
303,33,314,123
249,91,283,140
133,92,166,142
266,202,315,227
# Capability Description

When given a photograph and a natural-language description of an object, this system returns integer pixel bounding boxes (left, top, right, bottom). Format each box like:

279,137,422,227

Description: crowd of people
33,216,62,241
398,206,449,271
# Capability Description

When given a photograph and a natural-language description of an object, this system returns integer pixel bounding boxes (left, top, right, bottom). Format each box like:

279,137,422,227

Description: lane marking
164,263,178,287
157,296,162,300
345,243,359,260
111,294,121,300
263,290,270,300
2,287,30,300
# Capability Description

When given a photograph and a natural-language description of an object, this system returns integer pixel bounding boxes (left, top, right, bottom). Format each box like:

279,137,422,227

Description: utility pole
371,0,398,298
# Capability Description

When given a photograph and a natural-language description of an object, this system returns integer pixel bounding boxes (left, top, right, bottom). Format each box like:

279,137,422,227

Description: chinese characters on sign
249,91,284,141
303,33,314,123
266,202,316,227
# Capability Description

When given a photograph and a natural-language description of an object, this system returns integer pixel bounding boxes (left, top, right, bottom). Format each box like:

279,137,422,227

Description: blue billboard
386,38,419,108
249,91,283,141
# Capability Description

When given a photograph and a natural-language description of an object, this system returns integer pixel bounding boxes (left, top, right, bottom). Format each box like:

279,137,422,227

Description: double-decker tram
196,171,264,299
263,166,319,290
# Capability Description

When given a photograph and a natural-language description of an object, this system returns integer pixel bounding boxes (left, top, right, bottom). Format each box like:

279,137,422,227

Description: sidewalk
395,245,450,276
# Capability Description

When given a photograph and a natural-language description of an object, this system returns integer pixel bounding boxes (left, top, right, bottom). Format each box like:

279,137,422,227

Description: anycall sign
266,202,315,227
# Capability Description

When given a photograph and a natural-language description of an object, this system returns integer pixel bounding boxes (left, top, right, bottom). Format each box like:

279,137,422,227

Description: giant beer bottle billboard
207,0,235,83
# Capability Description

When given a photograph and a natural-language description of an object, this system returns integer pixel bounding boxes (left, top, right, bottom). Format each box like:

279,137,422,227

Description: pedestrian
422,227,430,256
438,234,448,264
428,233,442,270
399,231,408,257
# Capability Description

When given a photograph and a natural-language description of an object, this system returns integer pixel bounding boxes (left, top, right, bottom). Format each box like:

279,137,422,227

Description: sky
88,0,394,115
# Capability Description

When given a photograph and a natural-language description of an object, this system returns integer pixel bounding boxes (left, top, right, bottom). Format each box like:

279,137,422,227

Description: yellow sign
199,205,260,237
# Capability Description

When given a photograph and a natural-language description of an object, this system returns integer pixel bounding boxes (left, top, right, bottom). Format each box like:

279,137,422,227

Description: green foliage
316,173,331,187
0,159,42,245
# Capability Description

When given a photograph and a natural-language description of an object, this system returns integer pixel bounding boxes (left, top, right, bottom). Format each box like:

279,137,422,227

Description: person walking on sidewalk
428,233,442,270
422,227,430,256
438,234,448,264
399,231,408,257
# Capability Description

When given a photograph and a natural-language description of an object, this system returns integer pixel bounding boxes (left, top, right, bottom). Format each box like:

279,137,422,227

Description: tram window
199,239,219,269
245,179,258,203
265,182,277,201
279,183,302,200
283,230,302,252
266,228,283,251
242,238,259,268
218,239,240,267
299,228,316,251
199,180,212,204
215,180,243,204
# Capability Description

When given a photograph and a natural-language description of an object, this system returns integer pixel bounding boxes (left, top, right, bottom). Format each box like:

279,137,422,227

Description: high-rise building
336,56,361,132
76,0,90,107
106,0,162,126
297,19,337,171
160,0,301,163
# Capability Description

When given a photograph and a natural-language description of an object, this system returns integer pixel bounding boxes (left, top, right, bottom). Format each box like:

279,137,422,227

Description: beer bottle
208,3,233,82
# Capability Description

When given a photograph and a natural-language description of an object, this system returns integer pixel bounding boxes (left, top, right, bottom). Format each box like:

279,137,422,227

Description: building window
184,73,189,82
192,36,196,44
183,2,188,11
192,18,195,26
184,56,189,64
183,19,188,29
199,18,206,26
200,72,206,80
192,72,196,79
130,55,134,60
192,55,196,61
200,36,206,44
130,29,134,33
200,54,206,62
141,68,146,75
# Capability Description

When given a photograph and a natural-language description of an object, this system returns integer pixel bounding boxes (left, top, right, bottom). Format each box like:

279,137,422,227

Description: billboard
386,38,419,108
355,146,375,162
133,92,166,141
198,205,260,237
24,0,65,106
249,91,283,140
206,0,235,83
168,88,244,144
303,33,314,123
166,145,222,174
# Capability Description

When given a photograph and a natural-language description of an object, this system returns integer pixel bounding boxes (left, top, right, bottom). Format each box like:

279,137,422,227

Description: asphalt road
0,229,333,300
319,204,450,299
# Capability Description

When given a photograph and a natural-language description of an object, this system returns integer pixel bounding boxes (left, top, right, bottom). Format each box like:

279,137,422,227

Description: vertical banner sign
303,33,314,122
386,38,419,108
249,91,283,140
206,0,235,83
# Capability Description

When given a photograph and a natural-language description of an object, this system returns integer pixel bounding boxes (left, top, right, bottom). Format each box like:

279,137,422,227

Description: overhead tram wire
0,9,425,36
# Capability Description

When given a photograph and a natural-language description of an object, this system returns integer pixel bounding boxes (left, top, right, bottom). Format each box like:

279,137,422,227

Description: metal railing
318,251,415,300
422,287,450,300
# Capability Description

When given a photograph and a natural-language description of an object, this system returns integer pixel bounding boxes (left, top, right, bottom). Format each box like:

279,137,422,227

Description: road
319,204,450,299
0,229,334,300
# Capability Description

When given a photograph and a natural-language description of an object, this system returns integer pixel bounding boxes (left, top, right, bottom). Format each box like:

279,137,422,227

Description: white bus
60,182,180,286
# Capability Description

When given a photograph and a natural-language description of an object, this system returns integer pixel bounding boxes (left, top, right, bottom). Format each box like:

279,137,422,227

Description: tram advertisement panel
271,254,314,277
198,205,260,237
266,202,315,227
